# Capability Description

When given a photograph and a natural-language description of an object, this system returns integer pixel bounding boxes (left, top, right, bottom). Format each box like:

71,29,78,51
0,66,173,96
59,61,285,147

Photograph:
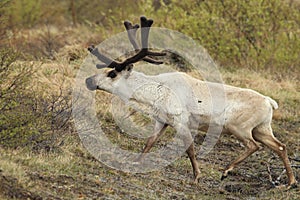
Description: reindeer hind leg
252,124,297,187
221,126,260,180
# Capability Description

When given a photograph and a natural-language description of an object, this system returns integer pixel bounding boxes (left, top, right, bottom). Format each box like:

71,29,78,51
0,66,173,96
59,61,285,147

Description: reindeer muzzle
85,77,97,91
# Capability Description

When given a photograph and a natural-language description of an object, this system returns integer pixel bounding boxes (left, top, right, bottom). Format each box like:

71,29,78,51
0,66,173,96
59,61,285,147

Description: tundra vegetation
0,0,299,199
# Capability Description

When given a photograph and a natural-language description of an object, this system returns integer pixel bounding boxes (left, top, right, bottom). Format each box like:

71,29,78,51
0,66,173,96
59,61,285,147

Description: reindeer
85,16,297,188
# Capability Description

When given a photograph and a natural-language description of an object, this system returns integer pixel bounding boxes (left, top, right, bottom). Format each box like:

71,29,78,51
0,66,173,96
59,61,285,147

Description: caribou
85,16,297,188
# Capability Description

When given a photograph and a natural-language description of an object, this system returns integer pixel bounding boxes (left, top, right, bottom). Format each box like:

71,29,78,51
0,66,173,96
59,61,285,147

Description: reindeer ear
120,64,133,79
107,70,117,78
126,64,133,71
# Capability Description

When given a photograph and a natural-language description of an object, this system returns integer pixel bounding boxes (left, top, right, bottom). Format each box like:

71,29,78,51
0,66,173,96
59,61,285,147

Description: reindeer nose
86,77,97,91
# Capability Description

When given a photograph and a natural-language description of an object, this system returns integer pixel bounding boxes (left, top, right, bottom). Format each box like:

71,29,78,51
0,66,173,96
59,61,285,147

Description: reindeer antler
88,16,166,72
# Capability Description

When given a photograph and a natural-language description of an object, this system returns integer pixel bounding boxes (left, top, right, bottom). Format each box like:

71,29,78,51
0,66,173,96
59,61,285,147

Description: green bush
0,0,11,46
140,0,300,72
5,0,42,28
2,0,299,72
0,48,36,148
0,48,72,150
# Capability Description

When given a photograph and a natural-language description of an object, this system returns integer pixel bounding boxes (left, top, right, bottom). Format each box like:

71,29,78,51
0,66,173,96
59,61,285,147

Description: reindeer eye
107,70,117,78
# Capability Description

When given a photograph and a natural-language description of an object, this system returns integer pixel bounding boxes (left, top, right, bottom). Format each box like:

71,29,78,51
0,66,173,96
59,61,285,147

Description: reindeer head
85,16,166,92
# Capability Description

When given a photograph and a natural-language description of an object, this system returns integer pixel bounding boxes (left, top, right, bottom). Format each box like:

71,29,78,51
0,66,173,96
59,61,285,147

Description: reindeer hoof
193,178,199,184
287,182,298,190
221,174,227,181
275,183,297,190
221,170,233,181
193,173,201,184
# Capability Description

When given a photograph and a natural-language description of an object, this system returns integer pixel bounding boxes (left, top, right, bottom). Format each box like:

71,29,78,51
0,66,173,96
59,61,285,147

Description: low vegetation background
0,0,299,199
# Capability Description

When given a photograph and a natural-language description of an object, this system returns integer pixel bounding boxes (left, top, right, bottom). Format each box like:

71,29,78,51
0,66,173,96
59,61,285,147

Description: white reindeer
85,16,297,188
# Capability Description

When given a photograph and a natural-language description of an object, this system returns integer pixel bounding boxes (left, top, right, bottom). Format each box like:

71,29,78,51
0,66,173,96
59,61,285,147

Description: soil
0,132,299,200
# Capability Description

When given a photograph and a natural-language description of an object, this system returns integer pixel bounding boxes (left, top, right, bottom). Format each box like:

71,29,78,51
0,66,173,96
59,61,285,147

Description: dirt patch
0,125,298,200
0,170,42,200
27,172,106,199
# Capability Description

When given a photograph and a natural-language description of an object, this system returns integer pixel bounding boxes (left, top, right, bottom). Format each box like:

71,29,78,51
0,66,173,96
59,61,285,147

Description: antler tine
140,16,166,57
124,21,140,50
140,16,153,49
88,45,118,69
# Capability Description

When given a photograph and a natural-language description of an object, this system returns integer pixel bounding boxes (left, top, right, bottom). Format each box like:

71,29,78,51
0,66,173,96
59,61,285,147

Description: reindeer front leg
135,121,168,162
176,123,201,183
186,143,201,183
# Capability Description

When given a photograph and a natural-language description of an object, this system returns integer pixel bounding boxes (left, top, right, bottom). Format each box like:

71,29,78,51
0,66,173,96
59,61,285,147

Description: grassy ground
0,29,299,199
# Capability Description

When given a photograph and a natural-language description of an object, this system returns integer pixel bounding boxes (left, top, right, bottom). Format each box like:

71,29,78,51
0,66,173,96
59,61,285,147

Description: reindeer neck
126,71,167,106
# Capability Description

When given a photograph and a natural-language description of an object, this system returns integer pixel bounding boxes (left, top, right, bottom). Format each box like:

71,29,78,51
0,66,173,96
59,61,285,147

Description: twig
291,165,300,169
271,165,300,170
263,158,299,187
276,169,286,183
290,157,300,162
264,159,275,186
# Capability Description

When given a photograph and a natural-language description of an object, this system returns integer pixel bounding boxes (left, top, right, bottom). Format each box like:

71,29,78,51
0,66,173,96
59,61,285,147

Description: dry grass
221,68,300,121
0,26,299,199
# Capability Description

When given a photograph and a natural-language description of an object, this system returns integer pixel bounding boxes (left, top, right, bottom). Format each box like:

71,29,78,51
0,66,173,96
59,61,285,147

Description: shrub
0,48,36,148
0,48,73,150
140,0,300,72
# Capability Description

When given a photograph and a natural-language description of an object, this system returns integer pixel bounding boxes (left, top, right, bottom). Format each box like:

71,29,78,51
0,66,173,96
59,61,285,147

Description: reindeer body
88,68,296,187
112,70,277,134
85,16,297,188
